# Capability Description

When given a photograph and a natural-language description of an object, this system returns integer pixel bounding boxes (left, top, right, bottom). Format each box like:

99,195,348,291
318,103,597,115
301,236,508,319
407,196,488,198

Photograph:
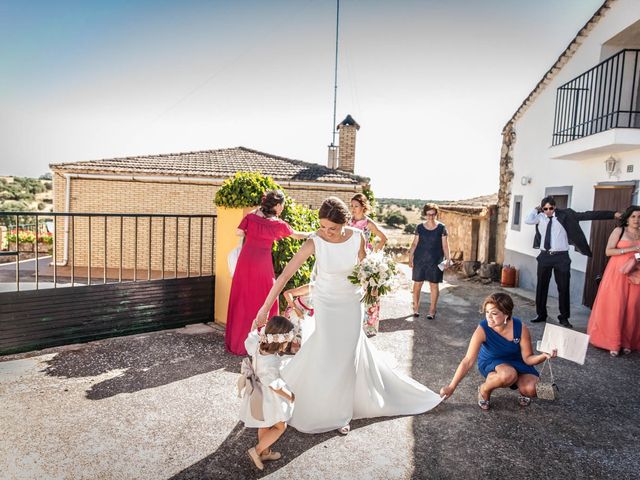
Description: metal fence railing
0,212,217,292
553,49,640,146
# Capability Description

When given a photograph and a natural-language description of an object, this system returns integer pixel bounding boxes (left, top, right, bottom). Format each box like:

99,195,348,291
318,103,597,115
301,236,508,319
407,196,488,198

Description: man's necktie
544,217,552,251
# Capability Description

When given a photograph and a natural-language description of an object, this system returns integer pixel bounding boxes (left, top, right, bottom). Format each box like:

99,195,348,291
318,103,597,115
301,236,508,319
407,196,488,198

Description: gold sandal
477,386,490,411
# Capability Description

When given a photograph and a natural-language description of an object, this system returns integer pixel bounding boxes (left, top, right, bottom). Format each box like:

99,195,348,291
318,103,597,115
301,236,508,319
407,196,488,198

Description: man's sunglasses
543,207,555,211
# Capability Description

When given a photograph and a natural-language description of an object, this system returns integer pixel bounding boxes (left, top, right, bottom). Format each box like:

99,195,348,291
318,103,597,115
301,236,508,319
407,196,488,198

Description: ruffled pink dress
225,213,293,355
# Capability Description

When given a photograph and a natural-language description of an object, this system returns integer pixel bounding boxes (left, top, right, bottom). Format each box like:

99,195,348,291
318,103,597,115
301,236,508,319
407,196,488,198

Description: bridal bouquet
348,251,399,306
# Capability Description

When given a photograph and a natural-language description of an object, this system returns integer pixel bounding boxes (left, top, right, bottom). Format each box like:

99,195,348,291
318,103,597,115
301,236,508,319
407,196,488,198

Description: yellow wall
214,206,255,325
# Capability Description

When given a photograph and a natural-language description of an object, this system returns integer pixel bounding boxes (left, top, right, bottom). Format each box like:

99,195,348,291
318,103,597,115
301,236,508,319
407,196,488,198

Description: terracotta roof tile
50,146,366,185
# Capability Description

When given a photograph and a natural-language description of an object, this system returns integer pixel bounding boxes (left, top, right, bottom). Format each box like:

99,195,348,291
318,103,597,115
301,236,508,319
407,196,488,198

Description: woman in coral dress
349,193,387,336
588,206,640,356
225,190,307,355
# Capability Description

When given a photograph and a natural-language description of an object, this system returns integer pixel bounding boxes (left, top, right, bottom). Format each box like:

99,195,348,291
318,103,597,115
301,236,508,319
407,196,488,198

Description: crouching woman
440,292,556,410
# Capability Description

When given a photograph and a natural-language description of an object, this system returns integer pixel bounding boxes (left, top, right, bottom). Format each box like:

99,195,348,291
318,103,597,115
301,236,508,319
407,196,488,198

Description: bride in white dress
255,197,442,434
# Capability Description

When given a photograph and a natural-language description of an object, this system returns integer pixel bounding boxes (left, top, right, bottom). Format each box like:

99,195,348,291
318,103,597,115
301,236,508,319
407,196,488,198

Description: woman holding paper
408,203,451,319
588,205,640,357
440,292,557,410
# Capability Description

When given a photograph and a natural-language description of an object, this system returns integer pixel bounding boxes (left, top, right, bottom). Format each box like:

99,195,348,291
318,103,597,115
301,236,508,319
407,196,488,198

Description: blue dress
411,223,447,283
477,318,539,378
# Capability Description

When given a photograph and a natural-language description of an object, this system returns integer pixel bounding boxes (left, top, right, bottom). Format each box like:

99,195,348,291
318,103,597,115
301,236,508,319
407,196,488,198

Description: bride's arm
358,233,366,261
255,238,316,327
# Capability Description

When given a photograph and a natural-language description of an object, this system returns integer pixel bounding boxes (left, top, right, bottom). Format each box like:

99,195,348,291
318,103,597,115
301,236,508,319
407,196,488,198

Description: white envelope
537,323,590,365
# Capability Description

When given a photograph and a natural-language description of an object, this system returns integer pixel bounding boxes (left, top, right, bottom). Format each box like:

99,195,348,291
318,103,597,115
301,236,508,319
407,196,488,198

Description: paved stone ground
1,271,639,479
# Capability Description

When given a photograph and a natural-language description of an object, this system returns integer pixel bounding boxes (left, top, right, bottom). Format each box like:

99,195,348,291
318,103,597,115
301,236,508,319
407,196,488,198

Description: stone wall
439,207,497,263
496,124,516,265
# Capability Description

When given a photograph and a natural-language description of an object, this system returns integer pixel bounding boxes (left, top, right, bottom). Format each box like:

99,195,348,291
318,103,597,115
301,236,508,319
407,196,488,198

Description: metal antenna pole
331,0,340,146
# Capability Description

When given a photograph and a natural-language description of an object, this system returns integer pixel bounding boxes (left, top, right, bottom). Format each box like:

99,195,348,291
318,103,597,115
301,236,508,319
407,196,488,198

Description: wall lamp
605,155,618,177
520,176,532,186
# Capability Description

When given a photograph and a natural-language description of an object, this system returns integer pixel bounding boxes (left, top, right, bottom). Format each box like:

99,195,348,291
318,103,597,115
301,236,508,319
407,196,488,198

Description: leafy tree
384,210,408,228
0,200,32,227
404,223,417,234
362,185,377,219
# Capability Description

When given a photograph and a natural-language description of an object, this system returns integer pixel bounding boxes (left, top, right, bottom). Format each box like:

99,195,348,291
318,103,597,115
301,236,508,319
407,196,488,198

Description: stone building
438,194,498,264
497,0,640,307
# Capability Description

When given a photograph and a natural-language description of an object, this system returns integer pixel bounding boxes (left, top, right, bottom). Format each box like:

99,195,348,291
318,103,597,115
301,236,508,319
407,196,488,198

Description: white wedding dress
281,228,442,434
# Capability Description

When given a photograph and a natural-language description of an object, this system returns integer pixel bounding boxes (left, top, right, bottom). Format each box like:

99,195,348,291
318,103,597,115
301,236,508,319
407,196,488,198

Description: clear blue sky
0,0,604,200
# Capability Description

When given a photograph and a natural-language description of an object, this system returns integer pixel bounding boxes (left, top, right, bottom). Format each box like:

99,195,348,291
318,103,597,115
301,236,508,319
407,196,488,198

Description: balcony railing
552,49,640,146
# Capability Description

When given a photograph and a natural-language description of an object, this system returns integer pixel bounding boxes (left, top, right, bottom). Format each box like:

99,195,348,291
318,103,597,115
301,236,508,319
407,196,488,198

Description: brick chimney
337,114,360,173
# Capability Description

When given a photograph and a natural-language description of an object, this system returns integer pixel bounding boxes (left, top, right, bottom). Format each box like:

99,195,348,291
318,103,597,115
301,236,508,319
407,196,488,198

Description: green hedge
214,172,282,208
273,198,319,310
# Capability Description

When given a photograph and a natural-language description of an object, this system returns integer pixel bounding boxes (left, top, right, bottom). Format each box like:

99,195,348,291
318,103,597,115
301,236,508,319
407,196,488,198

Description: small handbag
237,355,264,420
620,255,640,285
536,359,559,401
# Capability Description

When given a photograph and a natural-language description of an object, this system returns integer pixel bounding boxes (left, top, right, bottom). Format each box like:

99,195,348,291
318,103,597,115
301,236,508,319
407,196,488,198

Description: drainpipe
58,173,72,266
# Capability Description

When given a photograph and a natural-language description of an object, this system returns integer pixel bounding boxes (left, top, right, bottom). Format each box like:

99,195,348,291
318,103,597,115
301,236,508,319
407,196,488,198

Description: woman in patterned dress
349,193,388,336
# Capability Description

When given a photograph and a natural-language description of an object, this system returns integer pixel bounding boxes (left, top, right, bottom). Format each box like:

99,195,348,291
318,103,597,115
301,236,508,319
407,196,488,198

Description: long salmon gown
588,239,640,353
225,213,292,355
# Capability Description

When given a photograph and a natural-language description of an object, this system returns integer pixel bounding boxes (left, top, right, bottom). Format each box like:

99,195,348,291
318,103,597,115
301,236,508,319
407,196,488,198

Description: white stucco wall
506,0,640,276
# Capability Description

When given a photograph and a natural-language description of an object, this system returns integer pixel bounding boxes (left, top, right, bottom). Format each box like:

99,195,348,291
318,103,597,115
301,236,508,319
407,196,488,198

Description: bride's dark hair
319,197,351,225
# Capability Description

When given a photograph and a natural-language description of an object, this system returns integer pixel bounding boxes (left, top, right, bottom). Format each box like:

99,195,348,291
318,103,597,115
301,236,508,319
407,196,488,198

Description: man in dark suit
525,196,619,328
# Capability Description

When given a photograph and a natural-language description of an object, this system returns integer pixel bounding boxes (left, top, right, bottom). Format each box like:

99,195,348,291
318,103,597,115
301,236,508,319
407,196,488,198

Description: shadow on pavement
170,416,398,480
43,328,237,400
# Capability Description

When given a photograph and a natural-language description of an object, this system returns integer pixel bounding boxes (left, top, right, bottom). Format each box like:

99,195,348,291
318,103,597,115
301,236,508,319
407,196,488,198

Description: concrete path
1,273,638,479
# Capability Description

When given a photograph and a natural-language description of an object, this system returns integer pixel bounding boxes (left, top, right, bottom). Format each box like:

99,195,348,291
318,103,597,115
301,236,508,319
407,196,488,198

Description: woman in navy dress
440,293,557,410
409,203,451,318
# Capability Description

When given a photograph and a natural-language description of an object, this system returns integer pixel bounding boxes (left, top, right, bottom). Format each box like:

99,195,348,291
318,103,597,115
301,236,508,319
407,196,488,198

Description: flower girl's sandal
260,450,282,461
622,348,632,355
609,350,619,357
337,425,351,435
247,447,264,471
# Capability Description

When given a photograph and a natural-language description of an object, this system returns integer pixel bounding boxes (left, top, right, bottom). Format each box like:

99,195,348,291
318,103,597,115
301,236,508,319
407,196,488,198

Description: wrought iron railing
0,212,217,292
552,49,640,146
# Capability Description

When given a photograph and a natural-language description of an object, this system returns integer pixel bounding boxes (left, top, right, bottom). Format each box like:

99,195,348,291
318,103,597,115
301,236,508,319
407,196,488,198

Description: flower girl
239,316,296,471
